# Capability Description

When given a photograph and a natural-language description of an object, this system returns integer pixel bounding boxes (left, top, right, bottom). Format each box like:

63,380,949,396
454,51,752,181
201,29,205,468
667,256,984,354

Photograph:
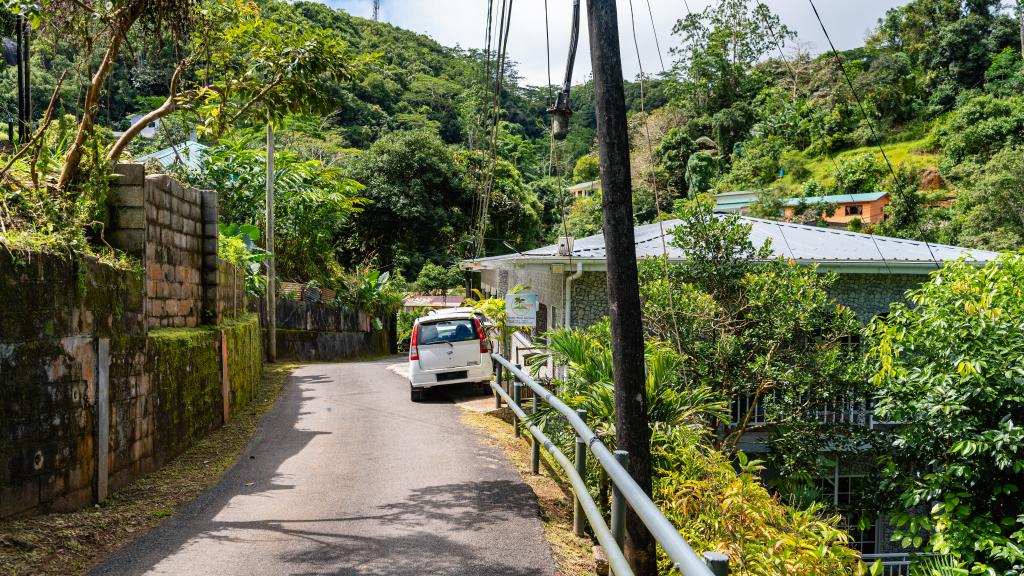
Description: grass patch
461,408,596,576
788,136,938,189
0,362,296,576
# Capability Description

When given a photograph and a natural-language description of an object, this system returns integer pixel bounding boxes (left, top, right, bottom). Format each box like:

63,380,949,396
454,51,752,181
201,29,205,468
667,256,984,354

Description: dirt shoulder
461,405,597,576
0,363,296,576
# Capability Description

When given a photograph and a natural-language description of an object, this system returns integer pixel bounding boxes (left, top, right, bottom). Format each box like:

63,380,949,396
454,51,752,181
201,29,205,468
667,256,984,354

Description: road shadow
89,370,331,575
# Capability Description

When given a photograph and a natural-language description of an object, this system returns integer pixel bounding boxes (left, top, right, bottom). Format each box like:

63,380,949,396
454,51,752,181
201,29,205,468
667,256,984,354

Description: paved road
92,358,555,576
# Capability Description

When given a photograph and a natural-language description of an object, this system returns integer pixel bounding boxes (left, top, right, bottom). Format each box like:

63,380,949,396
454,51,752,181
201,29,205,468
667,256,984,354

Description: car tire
410,386,424,402
478,381,491,395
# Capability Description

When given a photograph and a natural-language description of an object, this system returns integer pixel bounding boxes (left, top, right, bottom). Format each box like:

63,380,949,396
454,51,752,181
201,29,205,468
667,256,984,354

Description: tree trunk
586,1,656,575
107,61,187,164
57,5,142,190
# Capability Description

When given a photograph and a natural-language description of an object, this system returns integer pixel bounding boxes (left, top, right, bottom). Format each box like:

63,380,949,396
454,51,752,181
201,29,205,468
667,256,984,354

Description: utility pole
265,117,277,362
586,1,655,575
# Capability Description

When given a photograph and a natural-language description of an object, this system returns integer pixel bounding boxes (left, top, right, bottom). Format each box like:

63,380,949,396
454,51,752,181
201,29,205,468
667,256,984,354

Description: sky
320,0,913,86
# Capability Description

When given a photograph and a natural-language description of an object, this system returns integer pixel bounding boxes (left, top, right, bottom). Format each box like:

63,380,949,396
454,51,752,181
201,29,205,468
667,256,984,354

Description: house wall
479,267,564,330
825,273,922,323
784,197,891,225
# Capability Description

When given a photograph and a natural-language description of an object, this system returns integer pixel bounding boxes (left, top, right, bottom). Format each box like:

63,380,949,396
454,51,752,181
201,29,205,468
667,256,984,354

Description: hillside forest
3,0,1024,288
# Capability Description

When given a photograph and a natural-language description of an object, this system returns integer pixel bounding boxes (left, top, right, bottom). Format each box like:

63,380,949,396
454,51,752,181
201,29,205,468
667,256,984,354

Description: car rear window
417,319,477,345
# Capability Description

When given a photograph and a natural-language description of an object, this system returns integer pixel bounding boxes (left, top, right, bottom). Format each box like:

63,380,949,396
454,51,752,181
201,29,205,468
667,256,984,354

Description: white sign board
505,293,538,327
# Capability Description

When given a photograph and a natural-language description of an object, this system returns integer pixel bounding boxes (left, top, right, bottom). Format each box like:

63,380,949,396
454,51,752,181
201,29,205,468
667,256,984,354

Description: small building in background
568,180,600,200
712,190,761,214
403,294,465,313
135,141,210,173
783,192,890,225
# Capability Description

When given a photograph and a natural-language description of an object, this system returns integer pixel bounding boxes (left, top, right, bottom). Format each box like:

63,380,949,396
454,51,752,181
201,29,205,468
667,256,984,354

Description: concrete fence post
95,338,110,504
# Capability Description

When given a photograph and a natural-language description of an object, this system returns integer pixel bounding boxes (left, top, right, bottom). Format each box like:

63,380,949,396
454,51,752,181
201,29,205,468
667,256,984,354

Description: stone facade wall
825,273,923,323
571,272,609,328
481,268,929,330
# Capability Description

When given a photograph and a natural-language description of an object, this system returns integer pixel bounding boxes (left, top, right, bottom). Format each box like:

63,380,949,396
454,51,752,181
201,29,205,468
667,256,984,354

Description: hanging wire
474,0,514,259
753,2,896,275
627,0,685,355
544,0,574,279
807,0,941,269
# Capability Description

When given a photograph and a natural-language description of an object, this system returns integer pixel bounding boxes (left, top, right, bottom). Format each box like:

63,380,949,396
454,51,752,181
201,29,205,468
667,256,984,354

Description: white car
408,311,493,402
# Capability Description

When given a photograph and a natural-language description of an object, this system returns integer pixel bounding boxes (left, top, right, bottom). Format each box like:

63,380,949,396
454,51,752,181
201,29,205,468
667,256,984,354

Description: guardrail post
573,409,588,537
531,392,540,474
513,378,523,438
494,361,503,409
611,450,628,551
703,552,731,575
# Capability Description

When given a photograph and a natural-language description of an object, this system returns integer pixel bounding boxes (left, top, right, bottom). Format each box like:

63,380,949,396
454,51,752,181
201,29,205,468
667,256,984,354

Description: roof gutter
564,261,584,328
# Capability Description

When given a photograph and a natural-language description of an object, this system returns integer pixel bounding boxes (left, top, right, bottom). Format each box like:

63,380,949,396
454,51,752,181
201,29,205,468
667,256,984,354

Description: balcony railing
729,394,893,428
862,553,912,576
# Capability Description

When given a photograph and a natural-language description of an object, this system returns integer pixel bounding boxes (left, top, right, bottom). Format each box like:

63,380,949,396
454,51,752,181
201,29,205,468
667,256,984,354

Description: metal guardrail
490,353,727,576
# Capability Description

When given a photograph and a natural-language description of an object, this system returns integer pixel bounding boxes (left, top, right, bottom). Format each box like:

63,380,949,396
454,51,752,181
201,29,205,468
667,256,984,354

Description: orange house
782,192,890,225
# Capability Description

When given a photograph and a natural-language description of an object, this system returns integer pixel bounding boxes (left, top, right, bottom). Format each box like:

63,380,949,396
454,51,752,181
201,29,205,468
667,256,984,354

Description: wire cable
628,0,684,355
807,0,940,268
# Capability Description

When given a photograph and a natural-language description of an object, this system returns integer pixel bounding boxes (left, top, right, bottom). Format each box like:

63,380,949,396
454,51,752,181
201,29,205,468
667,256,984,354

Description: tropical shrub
867,254,1024,574
655,428,862,575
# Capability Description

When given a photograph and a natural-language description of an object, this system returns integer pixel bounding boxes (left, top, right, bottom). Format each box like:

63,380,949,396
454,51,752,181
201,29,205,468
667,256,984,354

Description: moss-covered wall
223,315,263,411
0,250,146,517
148,328,223,467
0,248,264,519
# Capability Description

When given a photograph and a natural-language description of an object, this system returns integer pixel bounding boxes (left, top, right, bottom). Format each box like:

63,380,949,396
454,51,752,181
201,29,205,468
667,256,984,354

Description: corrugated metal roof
782,192,888,207
465,215,999,273
135,141,209,173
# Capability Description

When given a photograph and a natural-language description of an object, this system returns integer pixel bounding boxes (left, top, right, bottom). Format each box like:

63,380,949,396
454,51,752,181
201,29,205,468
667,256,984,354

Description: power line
807,0,940,268
627,0,684,356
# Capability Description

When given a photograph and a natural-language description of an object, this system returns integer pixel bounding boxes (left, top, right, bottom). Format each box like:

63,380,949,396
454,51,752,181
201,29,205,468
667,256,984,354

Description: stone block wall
0,251,146,516
109,165,219,329
144,174,205,329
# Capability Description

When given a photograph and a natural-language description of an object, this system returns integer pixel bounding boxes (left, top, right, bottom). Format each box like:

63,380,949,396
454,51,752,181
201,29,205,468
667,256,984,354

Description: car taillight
409,324,419,361
474,318,489,353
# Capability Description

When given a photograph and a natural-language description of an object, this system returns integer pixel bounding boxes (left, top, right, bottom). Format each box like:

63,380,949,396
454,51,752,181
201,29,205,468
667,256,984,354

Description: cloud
321,0,911,86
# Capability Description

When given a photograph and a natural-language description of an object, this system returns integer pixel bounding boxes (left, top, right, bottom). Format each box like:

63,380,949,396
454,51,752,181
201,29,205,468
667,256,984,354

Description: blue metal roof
781,192,888,207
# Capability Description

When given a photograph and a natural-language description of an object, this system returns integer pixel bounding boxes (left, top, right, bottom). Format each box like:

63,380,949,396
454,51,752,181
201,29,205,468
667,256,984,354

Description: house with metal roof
462,215,998,329
711,190,761,214
782,192,890,225
134,141,210,173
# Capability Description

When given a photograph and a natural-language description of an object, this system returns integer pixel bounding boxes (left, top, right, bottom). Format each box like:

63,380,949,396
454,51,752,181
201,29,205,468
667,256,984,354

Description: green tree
639,197,871,481
196,135,366,281
832,153,888,195
572,153,600,184
413,263,463,294
949,145,1024,250
344,129,471,275
867,254,1024,573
